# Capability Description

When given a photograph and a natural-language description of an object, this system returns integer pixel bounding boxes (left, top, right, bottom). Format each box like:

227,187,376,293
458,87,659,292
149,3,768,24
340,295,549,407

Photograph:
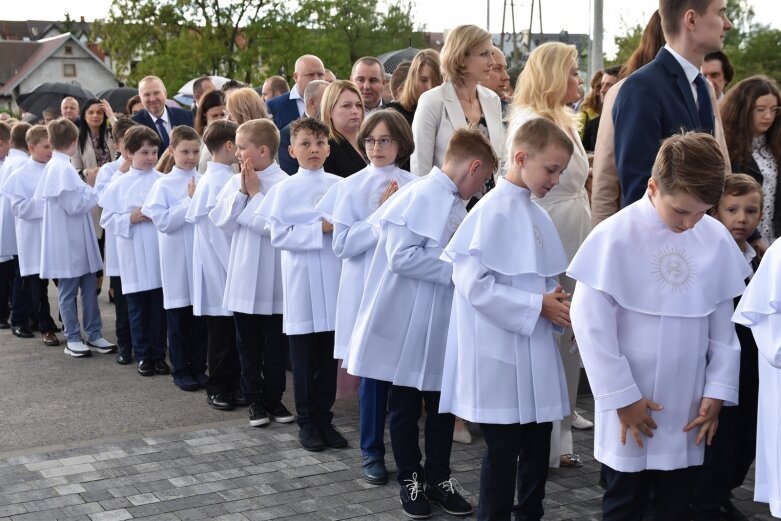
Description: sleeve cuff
594,384,643,412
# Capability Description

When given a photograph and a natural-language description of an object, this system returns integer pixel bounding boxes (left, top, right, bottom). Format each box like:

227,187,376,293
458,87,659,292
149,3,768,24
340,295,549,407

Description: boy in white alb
569,132,749,520
142,125,206,391
95,117,137,364
0,122,9,329
35,118,116,357
733,239,781,519
210,119,294,427
347,128,495,519
255,117,344,452
100,126,167,378
186,120,240,411
440,119,574,521
0,125,60,346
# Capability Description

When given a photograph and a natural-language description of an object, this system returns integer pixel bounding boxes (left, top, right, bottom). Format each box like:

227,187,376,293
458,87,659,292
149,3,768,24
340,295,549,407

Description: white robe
99,168,163,294
210,162,288,315
347,167,466,391
0,158,46,276
316,163,417,361
185,161,234,317
0,149,28,258
568,194,748,472
35,151,102,279
95,157,124,277
142,166,198,309
439,178,570,423
255,167,341,334
733,240,781,518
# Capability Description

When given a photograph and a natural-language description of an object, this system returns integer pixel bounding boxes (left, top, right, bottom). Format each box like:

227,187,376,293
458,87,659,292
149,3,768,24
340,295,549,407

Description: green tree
606,23,642,67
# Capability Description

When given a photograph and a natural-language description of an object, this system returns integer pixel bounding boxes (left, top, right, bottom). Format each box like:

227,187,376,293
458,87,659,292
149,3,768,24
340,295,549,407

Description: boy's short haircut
652,131,725,206
170,125,200,149
111,116,137,142
237,119,280,153
289,117,329,143
0,121,10,142
510,118,574,159
202,119,238,154
356,110,415,167
443,127,499,174
123,125,162,154
47,118,78,150
25,125,49,146
11,122,32,149
723,173,764,207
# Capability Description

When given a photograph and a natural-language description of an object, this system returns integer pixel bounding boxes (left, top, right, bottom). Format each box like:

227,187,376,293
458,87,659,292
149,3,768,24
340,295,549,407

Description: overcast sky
3,0,779,59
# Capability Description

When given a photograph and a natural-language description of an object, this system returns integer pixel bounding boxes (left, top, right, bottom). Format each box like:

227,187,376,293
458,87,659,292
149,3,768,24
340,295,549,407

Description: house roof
0,33,113,96
0,19,91,41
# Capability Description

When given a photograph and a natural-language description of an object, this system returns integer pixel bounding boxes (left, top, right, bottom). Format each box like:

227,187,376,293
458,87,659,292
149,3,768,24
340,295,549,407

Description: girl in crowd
387,49,443,127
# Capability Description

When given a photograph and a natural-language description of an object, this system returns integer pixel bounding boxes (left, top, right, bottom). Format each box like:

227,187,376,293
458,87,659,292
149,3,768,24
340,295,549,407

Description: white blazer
411,81,504,177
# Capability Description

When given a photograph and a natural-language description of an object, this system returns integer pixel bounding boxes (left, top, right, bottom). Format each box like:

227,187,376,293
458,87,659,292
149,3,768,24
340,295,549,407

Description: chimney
80,16,85,23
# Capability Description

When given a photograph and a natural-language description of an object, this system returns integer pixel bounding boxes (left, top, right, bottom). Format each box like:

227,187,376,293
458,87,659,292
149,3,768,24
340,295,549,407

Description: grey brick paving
0,396,776,520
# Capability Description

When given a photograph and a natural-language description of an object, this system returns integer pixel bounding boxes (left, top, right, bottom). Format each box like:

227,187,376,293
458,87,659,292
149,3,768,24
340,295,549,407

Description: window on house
63,64,76,77
64,45,73,55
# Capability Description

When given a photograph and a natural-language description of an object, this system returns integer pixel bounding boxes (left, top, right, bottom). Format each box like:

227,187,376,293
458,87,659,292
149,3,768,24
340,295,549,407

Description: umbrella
97,87,138,114
378,47,421,74
176,75,231,97
16,82,95,118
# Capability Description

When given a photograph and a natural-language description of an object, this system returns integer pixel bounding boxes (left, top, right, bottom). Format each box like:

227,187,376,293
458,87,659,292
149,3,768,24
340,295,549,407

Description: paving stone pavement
0,394,776,521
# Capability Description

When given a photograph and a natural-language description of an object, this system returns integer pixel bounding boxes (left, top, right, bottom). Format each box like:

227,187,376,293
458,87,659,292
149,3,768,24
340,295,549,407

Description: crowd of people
0,0,780,520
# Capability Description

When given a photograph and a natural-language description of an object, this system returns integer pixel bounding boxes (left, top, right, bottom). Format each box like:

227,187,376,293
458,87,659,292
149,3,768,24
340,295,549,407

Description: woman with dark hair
721,75,781,241
125,94,143,117
195,90,227,173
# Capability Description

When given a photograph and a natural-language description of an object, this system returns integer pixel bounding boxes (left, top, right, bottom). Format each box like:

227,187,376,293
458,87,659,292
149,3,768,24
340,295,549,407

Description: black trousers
234,313,287,406
205,315,239,395
166,306,207,379
109,276,131,351
477,421,552,521
125,288,166,362
388,385,454,486
21,275,57,332
0,257,24,324
690,384,759,519
602,464,698,521
288,331,336,428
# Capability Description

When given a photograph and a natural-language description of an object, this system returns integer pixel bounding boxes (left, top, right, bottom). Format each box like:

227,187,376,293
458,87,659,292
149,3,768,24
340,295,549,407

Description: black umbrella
97,87,138,114
378,47,421,74
16,82,95,118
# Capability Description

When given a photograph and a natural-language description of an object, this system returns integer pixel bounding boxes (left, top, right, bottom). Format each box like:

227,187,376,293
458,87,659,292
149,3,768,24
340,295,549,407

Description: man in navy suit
266,55,325,130
612,0,732,208
131,76,195,157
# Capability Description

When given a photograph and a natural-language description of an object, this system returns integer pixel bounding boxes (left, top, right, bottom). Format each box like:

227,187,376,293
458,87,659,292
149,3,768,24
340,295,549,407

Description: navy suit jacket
278,122,298,175
132,106,195,157
613,48,715,207
266,93,300,130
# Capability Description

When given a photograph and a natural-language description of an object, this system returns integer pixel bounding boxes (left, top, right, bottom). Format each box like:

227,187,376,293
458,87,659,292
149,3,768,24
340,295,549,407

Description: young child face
171,139,200,171
235,131,269,171
510,144,571,198
714,192,762,245
648,179,712,233
130,142,159,171
289,130,330,171
364,121,399,168
29,139,53,163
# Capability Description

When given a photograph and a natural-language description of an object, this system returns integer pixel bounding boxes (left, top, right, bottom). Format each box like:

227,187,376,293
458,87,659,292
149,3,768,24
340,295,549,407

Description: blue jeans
125,288,166,362
167,306,207,379
359,377,390,459
57,273,102,343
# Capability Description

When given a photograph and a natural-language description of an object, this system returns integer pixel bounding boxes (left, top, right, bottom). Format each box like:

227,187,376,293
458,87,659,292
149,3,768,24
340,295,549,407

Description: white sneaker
571,410,594,430
85,337,117,354
64,341,92,358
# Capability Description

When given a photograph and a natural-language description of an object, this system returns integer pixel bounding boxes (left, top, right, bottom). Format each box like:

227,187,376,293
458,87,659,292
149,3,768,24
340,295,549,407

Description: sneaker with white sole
64,341,92,357
571,410,594,430
85,337,117,354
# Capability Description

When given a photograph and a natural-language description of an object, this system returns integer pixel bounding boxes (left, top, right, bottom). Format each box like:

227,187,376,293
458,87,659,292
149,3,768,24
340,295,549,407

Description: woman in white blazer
506,42,592,469
411,25,504,179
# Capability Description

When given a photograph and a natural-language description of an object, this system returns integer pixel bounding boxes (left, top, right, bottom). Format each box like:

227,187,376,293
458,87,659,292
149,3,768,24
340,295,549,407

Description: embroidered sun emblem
652,246,696,291
446,213,462,233
533,226,543,249
367,189,384,212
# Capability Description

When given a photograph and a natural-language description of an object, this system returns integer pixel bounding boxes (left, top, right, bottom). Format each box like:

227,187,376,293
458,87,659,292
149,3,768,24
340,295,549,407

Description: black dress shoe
0,320,10,329
207,393,235,411
11,326,34,338
361,457,388,485
154,360,171,375
137,360,155,376
116,349,133,365
233,389,249,407
318,423,348,448
299,425,325,452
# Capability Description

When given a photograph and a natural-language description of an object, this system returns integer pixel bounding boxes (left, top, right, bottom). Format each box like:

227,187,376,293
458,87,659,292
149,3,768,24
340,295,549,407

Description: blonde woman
225,87,269,124
387,49,443,126
411,24,504,178
506,41,592,469
320,80,367,178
